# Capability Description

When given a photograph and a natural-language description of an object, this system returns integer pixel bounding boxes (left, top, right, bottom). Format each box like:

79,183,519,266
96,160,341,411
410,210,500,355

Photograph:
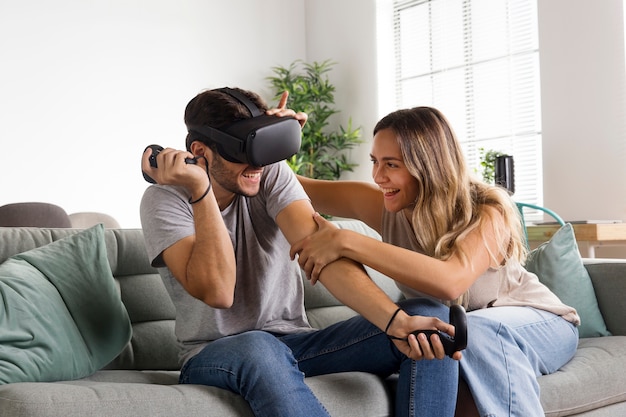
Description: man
140,87,460,417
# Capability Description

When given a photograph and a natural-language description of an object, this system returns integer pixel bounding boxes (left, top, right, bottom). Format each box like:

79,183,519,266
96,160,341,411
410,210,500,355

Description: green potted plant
478,148,507,183
267,59,362,180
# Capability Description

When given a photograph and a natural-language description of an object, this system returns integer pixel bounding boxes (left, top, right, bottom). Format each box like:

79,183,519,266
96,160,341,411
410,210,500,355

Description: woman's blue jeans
460,306,579,417
179,298,459,417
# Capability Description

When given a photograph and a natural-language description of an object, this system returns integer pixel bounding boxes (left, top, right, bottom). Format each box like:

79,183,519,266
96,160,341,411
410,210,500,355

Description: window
392,0,542,216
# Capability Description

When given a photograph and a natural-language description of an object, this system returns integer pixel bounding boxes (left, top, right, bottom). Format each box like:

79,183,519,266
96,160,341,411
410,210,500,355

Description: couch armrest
584,259,626,336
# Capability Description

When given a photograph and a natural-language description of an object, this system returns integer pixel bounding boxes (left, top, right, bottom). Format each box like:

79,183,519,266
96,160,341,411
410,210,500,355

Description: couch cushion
585,262,626,336
539,336,626,416
525,223,610,338
0,371,391,417
0,225,132,383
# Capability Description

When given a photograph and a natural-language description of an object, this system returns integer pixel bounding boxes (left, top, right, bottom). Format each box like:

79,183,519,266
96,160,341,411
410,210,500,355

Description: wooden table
527,223,626,257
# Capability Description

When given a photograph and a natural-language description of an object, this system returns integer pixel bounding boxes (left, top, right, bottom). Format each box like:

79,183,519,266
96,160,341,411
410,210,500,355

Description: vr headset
187,88,302,166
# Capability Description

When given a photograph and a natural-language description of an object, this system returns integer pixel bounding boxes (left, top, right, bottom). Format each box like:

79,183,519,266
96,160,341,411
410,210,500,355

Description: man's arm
160,189,236,308
276,199,458,360
142,147,237,308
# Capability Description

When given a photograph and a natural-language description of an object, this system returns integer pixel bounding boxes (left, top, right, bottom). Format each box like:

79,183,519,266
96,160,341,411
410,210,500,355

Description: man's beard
209,156,259,198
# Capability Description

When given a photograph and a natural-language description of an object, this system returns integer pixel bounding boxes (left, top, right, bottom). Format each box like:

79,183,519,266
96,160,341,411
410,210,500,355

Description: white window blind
392,0,542,217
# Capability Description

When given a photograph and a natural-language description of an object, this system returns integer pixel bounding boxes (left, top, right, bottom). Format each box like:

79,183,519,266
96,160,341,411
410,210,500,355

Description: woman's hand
290,213,344,284
266,91,308,128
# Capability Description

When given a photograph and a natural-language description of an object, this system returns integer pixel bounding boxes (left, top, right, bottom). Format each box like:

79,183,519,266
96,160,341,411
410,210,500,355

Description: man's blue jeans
179,298,459,417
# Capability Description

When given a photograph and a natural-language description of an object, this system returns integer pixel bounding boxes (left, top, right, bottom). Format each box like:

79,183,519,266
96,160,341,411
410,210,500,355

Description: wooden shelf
527,223,626,242
527,223,626,257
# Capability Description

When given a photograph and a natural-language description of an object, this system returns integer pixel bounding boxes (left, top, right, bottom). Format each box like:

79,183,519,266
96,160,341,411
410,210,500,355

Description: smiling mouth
381,187,399,196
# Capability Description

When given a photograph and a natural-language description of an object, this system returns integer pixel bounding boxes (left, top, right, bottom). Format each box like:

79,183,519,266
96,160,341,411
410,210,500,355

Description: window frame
390,0,543,220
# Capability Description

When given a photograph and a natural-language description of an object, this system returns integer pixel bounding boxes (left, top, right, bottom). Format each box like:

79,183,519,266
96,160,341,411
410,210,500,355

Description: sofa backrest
2,224,623,376
0,202,72,228
585,262,626,336
0,227,180,371
0,221,404,373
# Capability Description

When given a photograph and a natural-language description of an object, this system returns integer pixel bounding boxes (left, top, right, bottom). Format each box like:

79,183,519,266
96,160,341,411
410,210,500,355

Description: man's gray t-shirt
140,162,314,364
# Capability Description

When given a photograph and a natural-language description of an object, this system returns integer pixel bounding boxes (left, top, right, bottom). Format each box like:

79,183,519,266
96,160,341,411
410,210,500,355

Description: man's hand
266,91,308,128
388,310,463,361
141,147,209,201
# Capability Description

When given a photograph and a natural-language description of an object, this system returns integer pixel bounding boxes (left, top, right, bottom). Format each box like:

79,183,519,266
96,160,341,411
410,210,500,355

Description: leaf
267,60,363,180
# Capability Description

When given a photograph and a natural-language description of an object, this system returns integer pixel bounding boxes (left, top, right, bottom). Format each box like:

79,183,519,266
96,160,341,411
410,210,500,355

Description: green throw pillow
0,225,132,384
525,223,611,338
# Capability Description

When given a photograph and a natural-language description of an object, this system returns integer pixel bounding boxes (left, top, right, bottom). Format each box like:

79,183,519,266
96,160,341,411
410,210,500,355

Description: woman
290,107,580,417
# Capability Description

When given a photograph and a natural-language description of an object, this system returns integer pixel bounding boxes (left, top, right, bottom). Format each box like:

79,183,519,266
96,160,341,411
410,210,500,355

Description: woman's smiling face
370,127,419,214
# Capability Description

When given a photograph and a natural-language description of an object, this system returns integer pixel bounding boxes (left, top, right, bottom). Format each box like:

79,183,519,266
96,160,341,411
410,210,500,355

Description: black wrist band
189,157,211,205
385,306,403,335
188,181,211,204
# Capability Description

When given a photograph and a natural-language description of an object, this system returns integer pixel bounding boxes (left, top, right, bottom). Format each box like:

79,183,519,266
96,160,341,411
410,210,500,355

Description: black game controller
413,304,467,357
142,144,197,184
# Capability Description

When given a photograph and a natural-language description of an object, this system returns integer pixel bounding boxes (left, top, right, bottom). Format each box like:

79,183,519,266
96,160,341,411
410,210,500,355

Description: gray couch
0,222,624,416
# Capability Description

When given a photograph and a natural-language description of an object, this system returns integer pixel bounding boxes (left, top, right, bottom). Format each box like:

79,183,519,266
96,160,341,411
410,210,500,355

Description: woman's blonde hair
373,107,527,271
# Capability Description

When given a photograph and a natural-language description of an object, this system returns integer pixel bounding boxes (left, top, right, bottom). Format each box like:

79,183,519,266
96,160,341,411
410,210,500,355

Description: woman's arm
277,199,461,361
339,229,489,300
297,175,385,233
292,212,505,301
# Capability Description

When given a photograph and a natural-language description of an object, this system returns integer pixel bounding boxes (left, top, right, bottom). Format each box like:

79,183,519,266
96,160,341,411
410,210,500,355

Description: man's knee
399,297,449,320
229,331,295,364
183,331,296,384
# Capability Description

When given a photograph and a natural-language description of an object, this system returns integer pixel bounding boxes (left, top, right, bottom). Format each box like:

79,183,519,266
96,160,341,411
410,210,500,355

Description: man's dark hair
184,87,268,152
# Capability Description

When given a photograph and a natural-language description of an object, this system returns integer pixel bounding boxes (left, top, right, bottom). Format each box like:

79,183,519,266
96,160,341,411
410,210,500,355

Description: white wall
2,0,626,258
304,0,381,183
302,0,396,183
538,0,626,257
539,0,626,221
0,0,305,228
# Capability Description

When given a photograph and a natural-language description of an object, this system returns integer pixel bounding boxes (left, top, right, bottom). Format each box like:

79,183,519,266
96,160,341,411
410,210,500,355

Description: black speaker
495,155,515,194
